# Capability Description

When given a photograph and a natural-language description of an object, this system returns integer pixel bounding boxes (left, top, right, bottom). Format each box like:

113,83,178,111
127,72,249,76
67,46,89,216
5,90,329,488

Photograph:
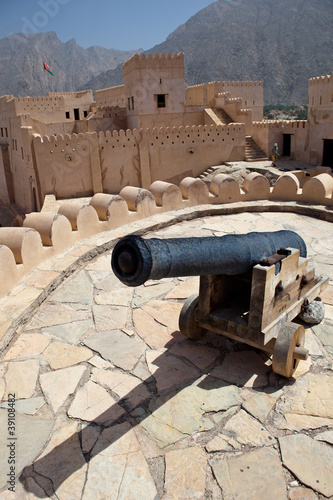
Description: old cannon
111,230,328,377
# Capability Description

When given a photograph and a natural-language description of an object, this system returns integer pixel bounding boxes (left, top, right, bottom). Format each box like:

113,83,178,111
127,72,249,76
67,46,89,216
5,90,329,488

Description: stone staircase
213,108,233,125
196,165,221,180
204,108,233,126
245,136,268,162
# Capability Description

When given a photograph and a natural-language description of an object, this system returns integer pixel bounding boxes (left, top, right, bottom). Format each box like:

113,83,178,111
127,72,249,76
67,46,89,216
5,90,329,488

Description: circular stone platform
0,211,332,499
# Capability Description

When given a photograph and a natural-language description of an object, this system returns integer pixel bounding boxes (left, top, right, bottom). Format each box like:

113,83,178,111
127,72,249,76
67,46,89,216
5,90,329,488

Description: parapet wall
308,74,333,108
0,167,331,299
252,120,309,161
32,123,246,199
15,96,65,116
94,85,126,108
186,80,263,122
123,52,185,77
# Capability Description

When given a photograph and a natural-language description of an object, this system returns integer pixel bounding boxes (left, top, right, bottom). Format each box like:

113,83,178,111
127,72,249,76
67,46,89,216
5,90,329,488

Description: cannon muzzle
111,230,307,287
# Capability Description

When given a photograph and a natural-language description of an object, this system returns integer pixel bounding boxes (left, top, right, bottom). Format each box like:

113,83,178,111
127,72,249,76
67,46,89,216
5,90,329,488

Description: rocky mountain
0,31,141,97
84,0,333,104
1,0,332,104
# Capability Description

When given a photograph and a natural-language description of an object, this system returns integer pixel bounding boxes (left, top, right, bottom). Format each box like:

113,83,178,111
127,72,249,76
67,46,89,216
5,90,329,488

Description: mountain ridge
1,0,332,104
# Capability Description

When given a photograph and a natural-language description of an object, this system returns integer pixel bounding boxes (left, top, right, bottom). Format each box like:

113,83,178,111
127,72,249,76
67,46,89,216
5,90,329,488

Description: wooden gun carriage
112,230,328,377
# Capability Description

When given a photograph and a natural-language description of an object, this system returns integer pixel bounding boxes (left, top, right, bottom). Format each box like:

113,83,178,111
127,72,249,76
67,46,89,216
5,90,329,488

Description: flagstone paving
0,211,332,499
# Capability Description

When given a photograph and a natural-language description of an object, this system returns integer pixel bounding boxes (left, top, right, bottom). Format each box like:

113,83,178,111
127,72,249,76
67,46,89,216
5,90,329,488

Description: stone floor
0,211,332,499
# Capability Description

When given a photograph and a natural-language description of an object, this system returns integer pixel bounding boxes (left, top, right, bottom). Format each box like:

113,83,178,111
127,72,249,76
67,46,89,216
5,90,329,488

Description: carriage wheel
179,294,206,340
272,322,308,378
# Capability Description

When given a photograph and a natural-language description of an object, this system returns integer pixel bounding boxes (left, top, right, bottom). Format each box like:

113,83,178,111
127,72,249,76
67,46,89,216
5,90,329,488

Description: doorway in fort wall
322,139,333,167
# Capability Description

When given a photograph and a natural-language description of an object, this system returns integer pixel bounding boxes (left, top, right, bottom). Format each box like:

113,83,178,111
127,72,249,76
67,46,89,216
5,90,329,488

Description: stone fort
0,52,332,299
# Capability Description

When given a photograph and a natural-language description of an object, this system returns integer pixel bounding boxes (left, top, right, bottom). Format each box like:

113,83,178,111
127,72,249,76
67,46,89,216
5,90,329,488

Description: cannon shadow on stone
19,331,276,497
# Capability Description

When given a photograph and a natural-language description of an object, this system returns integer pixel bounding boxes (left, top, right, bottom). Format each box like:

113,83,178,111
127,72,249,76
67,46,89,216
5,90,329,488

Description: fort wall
15,90,93,124
252,120,309,162
186,81,263,121
123,53,186,130
32,123,245,201
94,85,126,108
308,76,333,166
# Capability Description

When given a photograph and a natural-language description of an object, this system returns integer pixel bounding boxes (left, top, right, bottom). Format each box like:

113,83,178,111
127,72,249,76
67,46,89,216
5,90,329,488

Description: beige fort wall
186,81,264,122
123,53,186,130
0,168,331,300
15,90,93,124
252,120,309,162
86,105,127,133
94,85,126,108
32,123,246,201
308,76,333,165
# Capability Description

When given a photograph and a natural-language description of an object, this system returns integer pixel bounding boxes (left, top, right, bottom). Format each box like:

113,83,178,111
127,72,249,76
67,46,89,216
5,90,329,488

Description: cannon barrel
111,230,307,287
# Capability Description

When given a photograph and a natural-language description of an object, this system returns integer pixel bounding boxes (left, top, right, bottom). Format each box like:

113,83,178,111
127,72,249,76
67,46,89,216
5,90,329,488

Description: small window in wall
5,128,8,137
15,140,17,151
157,94,166,108
128,97,131,110
253,100,255,105
21,147,24,159
66,111,70,119
12,139,14,150
84,110,88,118
0,128,3,137
74,108,80,120
131,96,134,110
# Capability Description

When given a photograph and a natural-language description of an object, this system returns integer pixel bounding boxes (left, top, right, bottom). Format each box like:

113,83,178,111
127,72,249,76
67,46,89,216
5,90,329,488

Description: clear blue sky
0,0,217,50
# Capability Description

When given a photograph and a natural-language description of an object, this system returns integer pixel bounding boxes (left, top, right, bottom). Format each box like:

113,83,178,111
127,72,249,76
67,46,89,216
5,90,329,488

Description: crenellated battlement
309,75,332,86
34,122,244,152
253,120,308,129
123,52,184,76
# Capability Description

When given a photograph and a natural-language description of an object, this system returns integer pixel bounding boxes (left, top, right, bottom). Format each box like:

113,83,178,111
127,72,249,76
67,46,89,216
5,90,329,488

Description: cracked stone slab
92,304,129,332
83,330,146,371
288,486,317,500
169,341,221,370
140,300,182,333
210,351,270,387
146,349,201,392
33,420,87,500
133,307,176,349
279,433,333,497
164,277,200,299
3,333,51,360
41,319,94,344
0,396,45,415
0,409,54,491
40,365,86,413
314,430,333,445
25,303,91,330
42,341,93,369
68,380,125,425
164,447,207,499
312,323,333,354
222,409,275,447
50,270,93,304
133,281,174,307
83,422,158,500
91,367,151,409
94,287,133,306
4,359,39,399
242,392,278,423
275,373,333,430
211,447,287,500
139,380,240,448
